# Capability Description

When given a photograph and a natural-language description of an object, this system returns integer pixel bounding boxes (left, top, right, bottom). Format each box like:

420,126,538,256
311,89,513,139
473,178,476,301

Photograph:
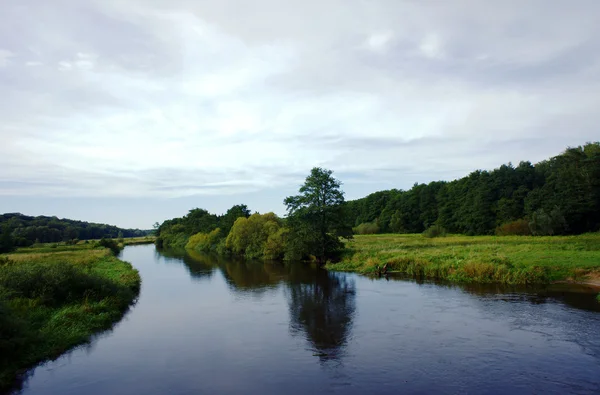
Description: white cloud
0,49,14,67
366,31,393,52
0,0,599,200
419,33,444,59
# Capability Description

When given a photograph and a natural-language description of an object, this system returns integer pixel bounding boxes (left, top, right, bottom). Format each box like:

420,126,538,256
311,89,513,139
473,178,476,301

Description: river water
15,245,600,394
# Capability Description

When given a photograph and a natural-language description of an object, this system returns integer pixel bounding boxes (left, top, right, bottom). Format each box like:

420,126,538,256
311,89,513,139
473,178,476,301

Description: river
14,245,600,394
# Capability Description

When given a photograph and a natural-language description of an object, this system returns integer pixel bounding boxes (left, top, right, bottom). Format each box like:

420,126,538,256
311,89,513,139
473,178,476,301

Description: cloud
0,49,14,67
0,0,599,200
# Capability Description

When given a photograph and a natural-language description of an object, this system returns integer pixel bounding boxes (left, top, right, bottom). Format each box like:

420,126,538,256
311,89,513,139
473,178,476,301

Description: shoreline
0,246,141,393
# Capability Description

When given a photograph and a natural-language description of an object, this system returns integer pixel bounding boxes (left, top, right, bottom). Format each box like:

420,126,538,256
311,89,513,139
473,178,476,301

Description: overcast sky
1,0,599,228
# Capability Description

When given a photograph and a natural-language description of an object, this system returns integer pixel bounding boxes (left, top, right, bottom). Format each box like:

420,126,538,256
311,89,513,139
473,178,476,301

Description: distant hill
0,213,152,247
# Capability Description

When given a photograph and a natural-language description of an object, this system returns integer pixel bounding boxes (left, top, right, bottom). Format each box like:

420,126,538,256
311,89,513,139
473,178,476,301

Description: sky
1,0,599,229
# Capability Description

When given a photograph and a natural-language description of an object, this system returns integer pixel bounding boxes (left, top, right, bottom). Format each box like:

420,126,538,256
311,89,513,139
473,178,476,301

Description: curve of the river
13,245,600,395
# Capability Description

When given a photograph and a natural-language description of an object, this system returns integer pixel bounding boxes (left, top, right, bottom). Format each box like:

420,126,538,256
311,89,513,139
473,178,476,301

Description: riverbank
326,234,600,285
122,236,156,246
0,243,140,392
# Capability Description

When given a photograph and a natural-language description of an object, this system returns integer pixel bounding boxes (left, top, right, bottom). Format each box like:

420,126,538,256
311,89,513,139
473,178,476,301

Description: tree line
156,142,600,263
0,213,152,252
156,168,352,263
347,142,600,236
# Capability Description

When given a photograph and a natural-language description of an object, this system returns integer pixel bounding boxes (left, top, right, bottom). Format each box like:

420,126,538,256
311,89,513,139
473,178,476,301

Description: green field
0,243,141,391
327,234,600,285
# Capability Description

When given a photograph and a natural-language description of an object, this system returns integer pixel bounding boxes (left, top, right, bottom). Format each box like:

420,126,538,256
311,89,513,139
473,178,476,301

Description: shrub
529,207,567,236
186,228,222,252
353,222,380,235
495,219,532,236
422,224,447,238
263,228,288,260
226,213,286,259
97,238,121,255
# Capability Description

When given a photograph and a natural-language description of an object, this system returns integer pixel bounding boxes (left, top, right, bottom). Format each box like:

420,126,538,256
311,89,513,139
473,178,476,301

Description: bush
226,213,286,259
495,219,532,236
422,224,447,238
353,222,380,235
186,228,222,252
529,207,567,236
97,238,121,255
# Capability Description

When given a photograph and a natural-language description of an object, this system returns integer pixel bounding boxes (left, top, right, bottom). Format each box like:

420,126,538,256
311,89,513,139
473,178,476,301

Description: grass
0,243,140,392
121,236,156,246
326,233,600,285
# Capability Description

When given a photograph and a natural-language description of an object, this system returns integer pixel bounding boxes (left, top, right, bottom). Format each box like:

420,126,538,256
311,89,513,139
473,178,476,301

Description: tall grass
0,244,140,392
327,233,600,285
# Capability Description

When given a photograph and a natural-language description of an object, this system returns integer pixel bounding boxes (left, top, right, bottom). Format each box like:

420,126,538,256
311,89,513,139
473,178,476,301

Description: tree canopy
348,142,600,236
0,213,151,247
284,167,352,263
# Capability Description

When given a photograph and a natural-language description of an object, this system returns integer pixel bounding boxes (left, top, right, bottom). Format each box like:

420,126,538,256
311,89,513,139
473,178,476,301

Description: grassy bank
122,236,156,246
327,234,600,285
0,243,140,392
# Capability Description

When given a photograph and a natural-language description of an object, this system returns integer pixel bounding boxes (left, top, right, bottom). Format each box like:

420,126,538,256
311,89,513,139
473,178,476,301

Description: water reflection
168,250,357,361
385,273,600,312
286,271,356,362
15,246,600,395
157,249,215,280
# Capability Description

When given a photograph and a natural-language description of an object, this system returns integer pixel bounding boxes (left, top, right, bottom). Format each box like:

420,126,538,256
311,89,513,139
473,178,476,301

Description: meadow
328,233,600,285
0,241,141,392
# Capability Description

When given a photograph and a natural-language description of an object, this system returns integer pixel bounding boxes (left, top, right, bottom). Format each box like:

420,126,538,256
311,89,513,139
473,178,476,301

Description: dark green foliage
422,224,447,238
0,213,151,245
529,207,567,236
97,238,122,255
346,142,600,236
0,226,15,253
156,204,250,249
284,168,352,263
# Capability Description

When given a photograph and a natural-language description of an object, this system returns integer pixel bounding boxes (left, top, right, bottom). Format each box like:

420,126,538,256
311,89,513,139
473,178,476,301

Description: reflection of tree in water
157,249,216,280
286,269,356,362
157,249,357,361
219,259,287,296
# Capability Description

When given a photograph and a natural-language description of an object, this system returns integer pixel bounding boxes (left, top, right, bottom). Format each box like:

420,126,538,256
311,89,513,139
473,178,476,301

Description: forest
0,213,152,250
156,142,600,264
347,142,600,236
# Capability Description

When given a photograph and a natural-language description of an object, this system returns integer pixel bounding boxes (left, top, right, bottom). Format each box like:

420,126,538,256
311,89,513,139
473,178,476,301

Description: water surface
16,245,600,394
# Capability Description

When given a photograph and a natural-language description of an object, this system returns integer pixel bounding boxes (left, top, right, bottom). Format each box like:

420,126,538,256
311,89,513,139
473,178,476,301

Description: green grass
0,244,140,392
326,233,600,285
121,236,156,246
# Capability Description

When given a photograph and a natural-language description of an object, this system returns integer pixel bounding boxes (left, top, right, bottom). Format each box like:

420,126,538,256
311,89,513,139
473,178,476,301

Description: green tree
284,168,352,263
0,225,15,253
220,204,251,235
225,213,285,259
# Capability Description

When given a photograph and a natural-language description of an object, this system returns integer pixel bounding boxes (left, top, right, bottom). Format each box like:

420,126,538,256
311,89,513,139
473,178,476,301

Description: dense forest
0,213,151,250
348,142,600,236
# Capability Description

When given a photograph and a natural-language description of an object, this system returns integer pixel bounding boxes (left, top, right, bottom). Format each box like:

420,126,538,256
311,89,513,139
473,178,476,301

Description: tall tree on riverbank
284,168,352,263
